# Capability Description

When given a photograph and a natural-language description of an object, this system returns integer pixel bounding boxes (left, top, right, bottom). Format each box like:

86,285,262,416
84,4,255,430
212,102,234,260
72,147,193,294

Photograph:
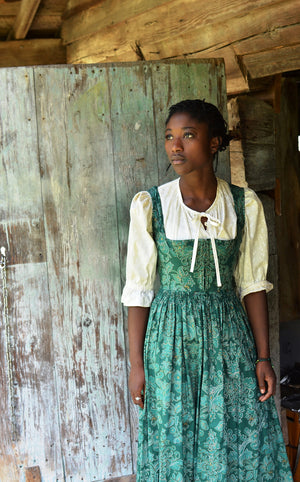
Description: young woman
121,99,292,481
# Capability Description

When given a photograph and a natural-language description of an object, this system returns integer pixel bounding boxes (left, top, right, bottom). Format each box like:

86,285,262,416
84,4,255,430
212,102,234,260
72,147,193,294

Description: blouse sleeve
121,191,157,307
234,188,273,300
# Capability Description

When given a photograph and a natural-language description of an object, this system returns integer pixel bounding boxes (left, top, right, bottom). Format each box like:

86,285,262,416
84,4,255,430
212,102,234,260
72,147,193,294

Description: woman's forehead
165,112,208,130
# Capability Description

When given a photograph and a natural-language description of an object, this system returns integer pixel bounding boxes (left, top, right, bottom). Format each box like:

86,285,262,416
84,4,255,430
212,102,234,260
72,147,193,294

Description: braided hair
165,99,231,154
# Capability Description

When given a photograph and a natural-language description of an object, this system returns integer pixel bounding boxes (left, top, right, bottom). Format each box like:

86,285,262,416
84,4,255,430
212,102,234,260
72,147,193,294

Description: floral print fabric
137,185,292,481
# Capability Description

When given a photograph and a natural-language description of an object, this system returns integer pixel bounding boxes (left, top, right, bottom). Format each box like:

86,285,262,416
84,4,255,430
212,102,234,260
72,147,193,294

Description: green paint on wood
0,60,228,481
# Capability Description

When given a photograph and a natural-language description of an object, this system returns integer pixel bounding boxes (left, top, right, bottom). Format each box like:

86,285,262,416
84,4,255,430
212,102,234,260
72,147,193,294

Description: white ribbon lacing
190,213,222,287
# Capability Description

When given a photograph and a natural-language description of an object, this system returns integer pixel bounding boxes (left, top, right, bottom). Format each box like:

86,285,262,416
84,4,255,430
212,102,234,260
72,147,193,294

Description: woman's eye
165,134,173,140
183,132,194,139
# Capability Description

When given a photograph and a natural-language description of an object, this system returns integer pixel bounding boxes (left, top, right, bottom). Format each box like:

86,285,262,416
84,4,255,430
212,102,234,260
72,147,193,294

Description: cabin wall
0,59,228,481
227,94,281,408
275,78,300,323
61,0,300,95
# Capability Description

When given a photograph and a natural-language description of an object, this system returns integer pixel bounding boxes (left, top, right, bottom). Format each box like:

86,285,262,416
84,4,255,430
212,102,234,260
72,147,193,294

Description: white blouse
121,177,273,307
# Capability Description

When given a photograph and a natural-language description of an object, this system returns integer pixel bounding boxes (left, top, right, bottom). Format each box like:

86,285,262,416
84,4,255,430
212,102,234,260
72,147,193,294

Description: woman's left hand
256,361,276,402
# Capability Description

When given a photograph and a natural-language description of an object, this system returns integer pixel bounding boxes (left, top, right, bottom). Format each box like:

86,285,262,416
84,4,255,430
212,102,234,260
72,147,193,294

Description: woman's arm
128,306,150,409
243,290,276,402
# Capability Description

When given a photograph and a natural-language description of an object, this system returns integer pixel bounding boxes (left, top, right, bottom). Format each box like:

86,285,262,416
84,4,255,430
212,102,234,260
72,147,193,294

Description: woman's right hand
129,365,145,409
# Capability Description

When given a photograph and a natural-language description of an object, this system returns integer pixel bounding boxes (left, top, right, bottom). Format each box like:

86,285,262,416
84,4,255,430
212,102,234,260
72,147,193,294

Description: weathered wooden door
0,60,228,481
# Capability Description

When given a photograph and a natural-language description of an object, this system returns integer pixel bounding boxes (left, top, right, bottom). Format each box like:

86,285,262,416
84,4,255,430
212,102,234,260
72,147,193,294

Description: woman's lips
171,156,185,164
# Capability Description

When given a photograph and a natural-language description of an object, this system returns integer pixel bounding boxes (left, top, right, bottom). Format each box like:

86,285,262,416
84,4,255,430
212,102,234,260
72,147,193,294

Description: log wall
275,79,300,322
227,94,281,409
61,0,300,95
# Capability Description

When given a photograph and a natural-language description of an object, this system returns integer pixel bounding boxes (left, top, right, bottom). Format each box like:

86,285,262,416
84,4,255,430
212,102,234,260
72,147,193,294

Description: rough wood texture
1,0,300,94
0,67,63,481
34,65,132,481
25,466,42,482
10,0,42,39
0,0,68,38
62,0,300,94
62,0,277,46
233,96,276,191
0,59,228,480
0,39,66,67
227,92,281,411
275,79,300,322
243,44,300,79
259,194,280,412
62,0,169,38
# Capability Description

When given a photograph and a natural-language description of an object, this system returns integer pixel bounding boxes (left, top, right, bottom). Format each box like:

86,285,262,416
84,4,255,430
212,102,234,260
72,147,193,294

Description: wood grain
243,44,300,79
0,67,63,481
275,79,300,322
0,39,66,67
234,95,276,191
34,65,132,480
0,60,229,480
62,0,169,43
10,0,42,39
65,0,276,62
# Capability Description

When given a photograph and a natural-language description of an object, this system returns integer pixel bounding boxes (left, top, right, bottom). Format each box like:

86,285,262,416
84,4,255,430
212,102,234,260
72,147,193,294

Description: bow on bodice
190,212,222,287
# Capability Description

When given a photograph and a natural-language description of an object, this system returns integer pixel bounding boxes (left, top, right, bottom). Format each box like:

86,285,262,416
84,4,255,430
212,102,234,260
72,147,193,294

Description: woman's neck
179,171,217,212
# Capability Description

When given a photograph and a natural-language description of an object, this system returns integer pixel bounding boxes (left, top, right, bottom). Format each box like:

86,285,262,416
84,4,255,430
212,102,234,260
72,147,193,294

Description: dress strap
229,183,245,246
148,186,164,237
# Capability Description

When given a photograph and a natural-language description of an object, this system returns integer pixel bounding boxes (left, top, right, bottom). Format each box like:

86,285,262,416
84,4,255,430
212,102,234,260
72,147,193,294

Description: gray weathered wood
0,67,63,481
0,60,229,480
34,65,132,481
234,96,276,191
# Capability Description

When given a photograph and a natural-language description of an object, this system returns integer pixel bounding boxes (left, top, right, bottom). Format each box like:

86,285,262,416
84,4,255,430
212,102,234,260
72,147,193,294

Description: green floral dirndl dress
137,184,292,481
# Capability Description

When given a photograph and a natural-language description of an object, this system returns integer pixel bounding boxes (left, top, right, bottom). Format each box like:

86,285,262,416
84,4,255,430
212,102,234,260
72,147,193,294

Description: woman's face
164,112,217,176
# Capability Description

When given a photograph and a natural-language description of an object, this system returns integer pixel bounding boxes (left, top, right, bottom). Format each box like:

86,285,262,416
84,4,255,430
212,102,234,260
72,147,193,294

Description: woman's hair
165,99,231,152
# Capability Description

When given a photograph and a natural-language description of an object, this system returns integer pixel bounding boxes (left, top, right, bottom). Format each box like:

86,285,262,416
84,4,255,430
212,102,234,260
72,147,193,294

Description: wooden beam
140,0,299,59
10,0,42,40
62,0,170,44
0,3,20,16
62,0,276,46
65,0,298,67
0,39,66,67
64,0,107,18
243,44,300,79
235,23,300,56
1,1,68,39
0,1,66,16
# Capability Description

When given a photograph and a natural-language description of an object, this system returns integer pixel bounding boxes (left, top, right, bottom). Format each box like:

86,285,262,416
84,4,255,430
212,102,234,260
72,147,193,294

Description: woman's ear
210,136,221,154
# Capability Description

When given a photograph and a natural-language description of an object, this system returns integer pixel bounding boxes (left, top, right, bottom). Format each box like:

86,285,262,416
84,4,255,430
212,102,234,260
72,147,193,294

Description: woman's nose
171,138,183,152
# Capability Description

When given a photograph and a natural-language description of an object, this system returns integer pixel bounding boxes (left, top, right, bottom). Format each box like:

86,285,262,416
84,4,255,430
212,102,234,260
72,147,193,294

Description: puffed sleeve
121,191,157,307
234,188,273,300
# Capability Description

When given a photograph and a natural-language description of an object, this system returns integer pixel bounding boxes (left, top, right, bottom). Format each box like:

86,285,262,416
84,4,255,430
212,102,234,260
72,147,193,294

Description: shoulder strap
148,186,163,237
229,183,245,243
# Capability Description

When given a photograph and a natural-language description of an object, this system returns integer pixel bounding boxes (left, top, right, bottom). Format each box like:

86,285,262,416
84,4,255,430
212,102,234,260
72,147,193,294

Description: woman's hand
256,361,276,402
129,365,145,409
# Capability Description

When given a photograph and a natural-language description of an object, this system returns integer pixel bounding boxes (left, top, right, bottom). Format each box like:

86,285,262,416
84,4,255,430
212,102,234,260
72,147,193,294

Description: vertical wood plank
108,61,160,468
275,79,300,322
34,65,132,481
0,67,63,481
